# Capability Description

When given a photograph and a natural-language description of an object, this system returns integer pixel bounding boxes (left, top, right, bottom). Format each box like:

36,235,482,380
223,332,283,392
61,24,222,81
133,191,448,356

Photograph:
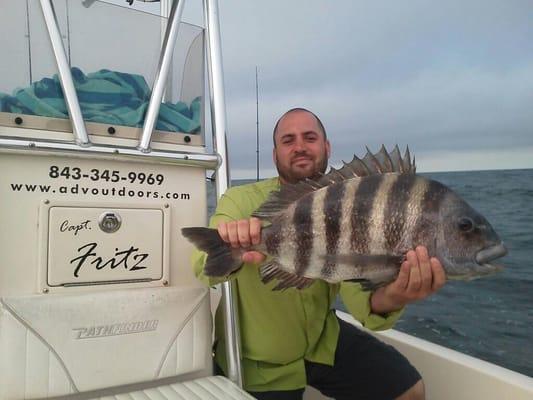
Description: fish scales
321,182,346,278
368,174,399,254
384,174,418,252
331,179,360,281
275,203,297,271
313,174,400,282
264,221,282,256
293,191,314,276
421,180,448,217
335,179,360,264
182,145,508,290
332,174,408,283
350,175,382,254
398,177,431,251
301,185,326,278
410,180,451,251
273,174,403,282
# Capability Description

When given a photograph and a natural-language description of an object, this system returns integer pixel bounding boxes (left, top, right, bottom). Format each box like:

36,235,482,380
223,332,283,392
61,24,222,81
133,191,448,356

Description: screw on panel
29,142,35,148
14,116,23,125
42,288,49,293
184,155,189,160
163,280,169,286
184,135,191,143
44,199,50,205
107,126,116,135
164,203,169,208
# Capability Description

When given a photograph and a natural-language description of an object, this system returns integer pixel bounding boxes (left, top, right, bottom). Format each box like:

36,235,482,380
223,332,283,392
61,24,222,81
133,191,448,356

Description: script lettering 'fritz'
70,242,148,277
182,146,507,290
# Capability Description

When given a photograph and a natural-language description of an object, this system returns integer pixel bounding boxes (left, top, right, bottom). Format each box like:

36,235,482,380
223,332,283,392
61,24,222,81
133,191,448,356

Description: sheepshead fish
182,146,507,290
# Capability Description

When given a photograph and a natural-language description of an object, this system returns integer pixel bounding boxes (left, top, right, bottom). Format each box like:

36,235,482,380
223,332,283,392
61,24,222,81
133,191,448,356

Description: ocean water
206,169,533,377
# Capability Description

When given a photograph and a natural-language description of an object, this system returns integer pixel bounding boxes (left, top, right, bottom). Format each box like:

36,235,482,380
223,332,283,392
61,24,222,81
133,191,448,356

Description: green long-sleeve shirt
191,177,403,392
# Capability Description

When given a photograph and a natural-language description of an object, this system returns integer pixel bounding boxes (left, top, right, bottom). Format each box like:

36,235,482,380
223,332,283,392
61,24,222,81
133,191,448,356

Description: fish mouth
448,243,507,281
475,242,507,264
475,242,507,272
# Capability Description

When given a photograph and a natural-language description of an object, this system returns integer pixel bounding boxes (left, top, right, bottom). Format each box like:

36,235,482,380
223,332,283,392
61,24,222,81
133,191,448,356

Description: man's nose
293,137,306,152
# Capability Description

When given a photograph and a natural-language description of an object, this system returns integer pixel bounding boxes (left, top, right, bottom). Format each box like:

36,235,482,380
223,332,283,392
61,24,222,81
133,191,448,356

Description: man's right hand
217,217,266,264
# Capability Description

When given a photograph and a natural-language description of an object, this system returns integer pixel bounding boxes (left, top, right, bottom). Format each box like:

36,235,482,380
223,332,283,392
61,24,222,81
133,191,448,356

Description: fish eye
458,217,474,233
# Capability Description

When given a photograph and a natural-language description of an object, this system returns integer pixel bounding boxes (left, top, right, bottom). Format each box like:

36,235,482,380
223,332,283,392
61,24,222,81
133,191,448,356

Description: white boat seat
94,376,255,400
0,286,213,399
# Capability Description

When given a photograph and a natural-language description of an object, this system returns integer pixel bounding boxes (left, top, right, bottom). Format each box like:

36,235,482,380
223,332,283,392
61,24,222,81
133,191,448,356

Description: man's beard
276,152,329,184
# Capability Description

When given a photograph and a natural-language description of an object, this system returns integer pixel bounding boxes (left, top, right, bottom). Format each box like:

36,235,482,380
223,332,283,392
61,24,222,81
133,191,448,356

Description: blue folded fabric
0,67,201,133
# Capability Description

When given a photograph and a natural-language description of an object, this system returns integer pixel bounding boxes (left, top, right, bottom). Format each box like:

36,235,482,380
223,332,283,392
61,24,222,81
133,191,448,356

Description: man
192,108,446,399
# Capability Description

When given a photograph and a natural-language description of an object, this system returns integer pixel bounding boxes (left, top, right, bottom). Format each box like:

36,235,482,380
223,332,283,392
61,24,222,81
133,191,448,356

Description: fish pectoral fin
321,253,404,267
260,262,314,291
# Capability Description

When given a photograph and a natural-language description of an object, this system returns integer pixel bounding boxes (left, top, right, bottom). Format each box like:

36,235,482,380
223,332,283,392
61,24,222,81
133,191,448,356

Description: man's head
272,108,331,184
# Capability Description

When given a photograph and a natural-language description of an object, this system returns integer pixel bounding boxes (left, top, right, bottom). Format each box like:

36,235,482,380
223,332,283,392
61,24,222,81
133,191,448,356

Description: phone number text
49,166,165,185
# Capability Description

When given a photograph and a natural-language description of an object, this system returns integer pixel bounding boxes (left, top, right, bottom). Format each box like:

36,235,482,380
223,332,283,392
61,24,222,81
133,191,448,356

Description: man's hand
370,246,446,315
217,217,266,264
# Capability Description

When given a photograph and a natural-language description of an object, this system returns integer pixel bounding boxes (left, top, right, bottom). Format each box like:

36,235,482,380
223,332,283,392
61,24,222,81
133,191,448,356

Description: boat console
0,1,247,398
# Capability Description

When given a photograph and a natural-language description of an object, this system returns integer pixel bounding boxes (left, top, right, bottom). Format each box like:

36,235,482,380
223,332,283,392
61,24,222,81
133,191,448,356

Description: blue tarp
0,67,201,133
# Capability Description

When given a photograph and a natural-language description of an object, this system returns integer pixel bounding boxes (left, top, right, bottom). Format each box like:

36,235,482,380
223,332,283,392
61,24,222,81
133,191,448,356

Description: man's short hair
272,108,327,147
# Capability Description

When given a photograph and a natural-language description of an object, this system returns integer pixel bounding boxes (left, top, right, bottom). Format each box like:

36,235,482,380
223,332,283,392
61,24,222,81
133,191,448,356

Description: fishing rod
255,66,259,181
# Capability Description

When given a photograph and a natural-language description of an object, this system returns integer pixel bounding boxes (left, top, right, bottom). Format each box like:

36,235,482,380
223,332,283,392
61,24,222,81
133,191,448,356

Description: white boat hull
303,311,533,400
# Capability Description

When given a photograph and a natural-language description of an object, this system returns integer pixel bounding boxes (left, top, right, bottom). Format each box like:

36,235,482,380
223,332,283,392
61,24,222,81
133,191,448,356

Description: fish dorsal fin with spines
252,145,416,221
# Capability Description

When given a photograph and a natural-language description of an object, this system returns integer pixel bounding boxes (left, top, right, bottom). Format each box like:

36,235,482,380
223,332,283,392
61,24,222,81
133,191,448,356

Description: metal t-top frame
37,0,243,388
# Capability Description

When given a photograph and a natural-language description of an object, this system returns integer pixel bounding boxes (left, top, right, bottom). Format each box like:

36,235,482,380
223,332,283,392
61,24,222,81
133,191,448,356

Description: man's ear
272,147,277,164
326,140,331,159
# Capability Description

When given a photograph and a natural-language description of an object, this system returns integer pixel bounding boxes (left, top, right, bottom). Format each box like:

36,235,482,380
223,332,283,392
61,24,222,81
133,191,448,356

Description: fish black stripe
384,174,417,251
350,175,383,253
321,183,346,278
264,223,282,256
411,179,447,250
422,179,447,213
293,193,314,275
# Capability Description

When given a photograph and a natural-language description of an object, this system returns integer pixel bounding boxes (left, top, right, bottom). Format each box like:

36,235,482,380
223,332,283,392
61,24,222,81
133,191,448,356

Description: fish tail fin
181,227,242,277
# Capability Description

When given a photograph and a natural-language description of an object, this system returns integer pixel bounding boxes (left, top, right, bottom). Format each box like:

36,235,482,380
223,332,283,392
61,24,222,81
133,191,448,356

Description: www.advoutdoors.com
10,183,191,200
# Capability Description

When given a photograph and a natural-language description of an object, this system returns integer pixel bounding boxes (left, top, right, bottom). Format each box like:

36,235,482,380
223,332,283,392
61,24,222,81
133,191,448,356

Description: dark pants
241,317,421,400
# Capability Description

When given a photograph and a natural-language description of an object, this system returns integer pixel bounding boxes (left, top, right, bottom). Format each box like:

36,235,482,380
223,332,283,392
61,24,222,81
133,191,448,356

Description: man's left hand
370,246,446,315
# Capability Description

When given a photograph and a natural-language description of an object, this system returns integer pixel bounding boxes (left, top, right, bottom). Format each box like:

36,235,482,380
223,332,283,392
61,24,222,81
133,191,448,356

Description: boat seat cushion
94,376,255,400
0,286,211,399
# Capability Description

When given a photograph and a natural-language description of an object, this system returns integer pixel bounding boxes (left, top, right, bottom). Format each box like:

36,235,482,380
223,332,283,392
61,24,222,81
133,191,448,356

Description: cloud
224,63,533,174
210,0,533,177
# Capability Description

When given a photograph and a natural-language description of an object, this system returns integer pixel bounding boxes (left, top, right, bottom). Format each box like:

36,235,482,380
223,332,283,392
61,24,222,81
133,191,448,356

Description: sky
108,1,533,178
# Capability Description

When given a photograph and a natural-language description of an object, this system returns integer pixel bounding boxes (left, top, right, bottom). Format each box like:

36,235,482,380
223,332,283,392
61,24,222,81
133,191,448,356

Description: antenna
25,0,33,84
255,66,259,181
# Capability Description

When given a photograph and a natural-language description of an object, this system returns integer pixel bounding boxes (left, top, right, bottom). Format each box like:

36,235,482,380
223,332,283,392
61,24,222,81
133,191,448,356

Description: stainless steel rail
0,137,219,169
39,0,90,147
204,0,244,388
138,0,186,153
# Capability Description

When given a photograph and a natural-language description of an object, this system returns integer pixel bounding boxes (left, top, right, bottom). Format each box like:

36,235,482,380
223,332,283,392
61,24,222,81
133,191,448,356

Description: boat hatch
41,205,168,288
